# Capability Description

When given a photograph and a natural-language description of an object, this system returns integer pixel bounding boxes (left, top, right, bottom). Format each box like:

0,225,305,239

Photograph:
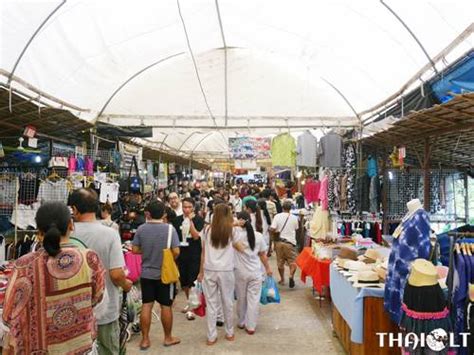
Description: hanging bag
193,282,206,317
260,276,281,305
271,213,290,242
119,156,143,193
161,225,180,284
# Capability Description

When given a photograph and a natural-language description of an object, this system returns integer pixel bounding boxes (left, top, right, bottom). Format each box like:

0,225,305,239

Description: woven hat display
357,249,382,264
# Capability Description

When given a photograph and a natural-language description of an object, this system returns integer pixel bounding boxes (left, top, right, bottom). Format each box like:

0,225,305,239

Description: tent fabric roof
1,0,473,159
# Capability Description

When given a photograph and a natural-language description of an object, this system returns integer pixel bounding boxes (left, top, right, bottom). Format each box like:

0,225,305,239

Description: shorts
140,278,177,306
178,251,201,289
274,241,297,269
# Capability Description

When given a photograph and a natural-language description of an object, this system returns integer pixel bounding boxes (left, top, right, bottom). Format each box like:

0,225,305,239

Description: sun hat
351,270,383,288
407,259,438,287
357,249,382,264
337,247,358,261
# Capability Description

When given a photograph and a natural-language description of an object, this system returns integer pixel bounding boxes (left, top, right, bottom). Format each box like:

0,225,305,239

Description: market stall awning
361,93,474,168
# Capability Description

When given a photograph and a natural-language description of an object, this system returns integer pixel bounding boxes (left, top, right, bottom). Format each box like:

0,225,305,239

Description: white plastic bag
187,283,202,310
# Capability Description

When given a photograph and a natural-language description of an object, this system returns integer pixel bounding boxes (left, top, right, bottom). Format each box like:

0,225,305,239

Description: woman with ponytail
244,199,263,233
233,211,272,335
2,202,106,354
257,198,272,247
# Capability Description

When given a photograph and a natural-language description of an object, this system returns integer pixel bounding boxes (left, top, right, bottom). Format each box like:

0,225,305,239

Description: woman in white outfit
234,211,272,334
198,204,241,345
257,199,272,247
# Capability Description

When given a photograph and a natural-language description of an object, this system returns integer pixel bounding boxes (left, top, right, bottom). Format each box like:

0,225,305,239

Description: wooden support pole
423,138,432,210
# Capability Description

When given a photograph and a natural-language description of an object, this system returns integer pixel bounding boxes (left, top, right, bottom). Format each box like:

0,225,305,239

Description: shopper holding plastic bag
233,211,272,335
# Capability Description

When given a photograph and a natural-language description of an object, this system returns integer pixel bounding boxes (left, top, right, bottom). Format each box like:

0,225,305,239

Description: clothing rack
447,231,474,309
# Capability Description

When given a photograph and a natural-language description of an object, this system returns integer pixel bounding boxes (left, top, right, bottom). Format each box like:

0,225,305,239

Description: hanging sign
28,138,38,148
23,125,37,138
229,137,271,160
169,163,176,174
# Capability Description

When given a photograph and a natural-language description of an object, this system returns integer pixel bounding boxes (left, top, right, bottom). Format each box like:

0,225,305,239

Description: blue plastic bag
260,276,281,305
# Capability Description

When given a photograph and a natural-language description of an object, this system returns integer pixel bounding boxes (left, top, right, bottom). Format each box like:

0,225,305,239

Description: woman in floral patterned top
2,202,106,354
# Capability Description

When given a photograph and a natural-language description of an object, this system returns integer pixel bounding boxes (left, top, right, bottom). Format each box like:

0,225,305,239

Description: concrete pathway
128,257,345,355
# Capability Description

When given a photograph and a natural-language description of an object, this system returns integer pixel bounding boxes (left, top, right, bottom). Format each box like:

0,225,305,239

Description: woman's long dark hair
257,199,271,225
35,202,71,257
245,199,263,233
271,191,283,213
210,204,233,248
237,211,256,251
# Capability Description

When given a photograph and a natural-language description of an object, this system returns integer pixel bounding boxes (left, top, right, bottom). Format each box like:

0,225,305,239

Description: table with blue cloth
330,264,399,355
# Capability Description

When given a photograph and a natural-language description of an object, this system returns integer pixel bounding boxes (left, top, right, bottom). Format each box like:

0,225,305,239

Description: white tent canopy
1,0,473,160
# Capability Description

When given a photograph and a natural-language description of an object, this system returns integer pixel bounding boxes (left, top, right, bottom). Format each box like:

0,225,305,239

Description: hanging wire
214,0,228,127
176,0,217,127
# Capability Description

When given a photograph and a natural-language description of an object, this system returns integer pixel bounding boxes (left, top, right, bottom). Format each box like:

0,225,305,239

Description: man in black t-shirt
172,197,205,321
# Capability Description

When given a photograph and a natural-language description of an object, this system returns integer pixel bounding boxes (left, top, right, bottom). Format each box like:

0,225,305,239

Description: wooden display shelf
332,297,400,355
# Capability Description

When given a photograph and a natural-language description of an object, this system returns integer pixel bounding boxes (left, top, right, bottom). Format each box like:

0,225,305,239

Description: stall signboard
234,160,257,170
169,163,176,174
228,137,271,160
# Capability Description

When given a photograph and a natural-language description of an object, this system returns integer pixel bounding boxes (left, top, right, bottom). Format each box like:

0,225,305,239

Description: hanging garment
99,182,120,203
374,222,382,244
296,131,318,167
339,174,348,211
318,132,343,168
271,133,296,167
310,206,330,240
304,180,320,204
318,176,329,211
384,209,431,324
68,156,77,176
37,179,69,204
369,176,380,213
367,156,378,178
360,174,370,212
84,156,94,176
344,144,356,213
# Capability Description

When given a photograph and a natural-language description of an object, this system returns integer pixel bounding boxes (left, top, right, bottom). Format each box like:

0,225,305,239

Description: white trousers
202,270,235,341
235,270,262,331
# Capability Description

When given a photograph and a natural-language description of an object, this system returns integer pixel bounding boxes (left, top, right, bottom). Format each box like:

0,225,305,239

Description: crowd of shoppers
2,180,299,352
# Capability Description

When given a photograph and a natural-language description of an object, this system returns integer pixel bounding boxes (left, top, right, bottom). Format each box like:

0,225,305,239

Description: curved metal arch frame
7,0,67,86
95,52,185,121
380,0,438,74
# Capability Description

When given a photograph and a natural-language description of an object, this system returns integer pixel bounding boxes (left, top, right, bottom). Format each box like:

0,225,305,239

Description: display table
330,265,399,355
295,247,330,294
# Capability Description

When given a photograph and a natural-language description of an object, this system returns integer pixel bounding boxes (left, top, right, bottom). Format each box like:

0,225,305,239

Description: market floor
127,256,345,355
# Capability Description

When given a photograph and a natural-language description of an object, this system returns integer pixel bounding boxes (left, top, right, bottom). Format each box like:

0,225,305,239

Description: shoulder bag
271,213,290,242
161,225,180,284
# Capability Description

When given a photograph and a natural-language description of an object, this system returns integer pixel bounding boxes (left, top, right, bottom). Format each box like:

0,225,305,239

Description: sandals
163,337,181,347
206,339,218,346
185,311,196,321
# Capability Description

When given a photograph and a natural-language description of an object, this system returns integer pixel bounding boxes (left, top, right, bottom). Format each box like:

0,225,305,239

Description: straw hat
357,249,382,264
350,270,383,288
407,259,438,287
343,260,370,272
337,247,358,261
